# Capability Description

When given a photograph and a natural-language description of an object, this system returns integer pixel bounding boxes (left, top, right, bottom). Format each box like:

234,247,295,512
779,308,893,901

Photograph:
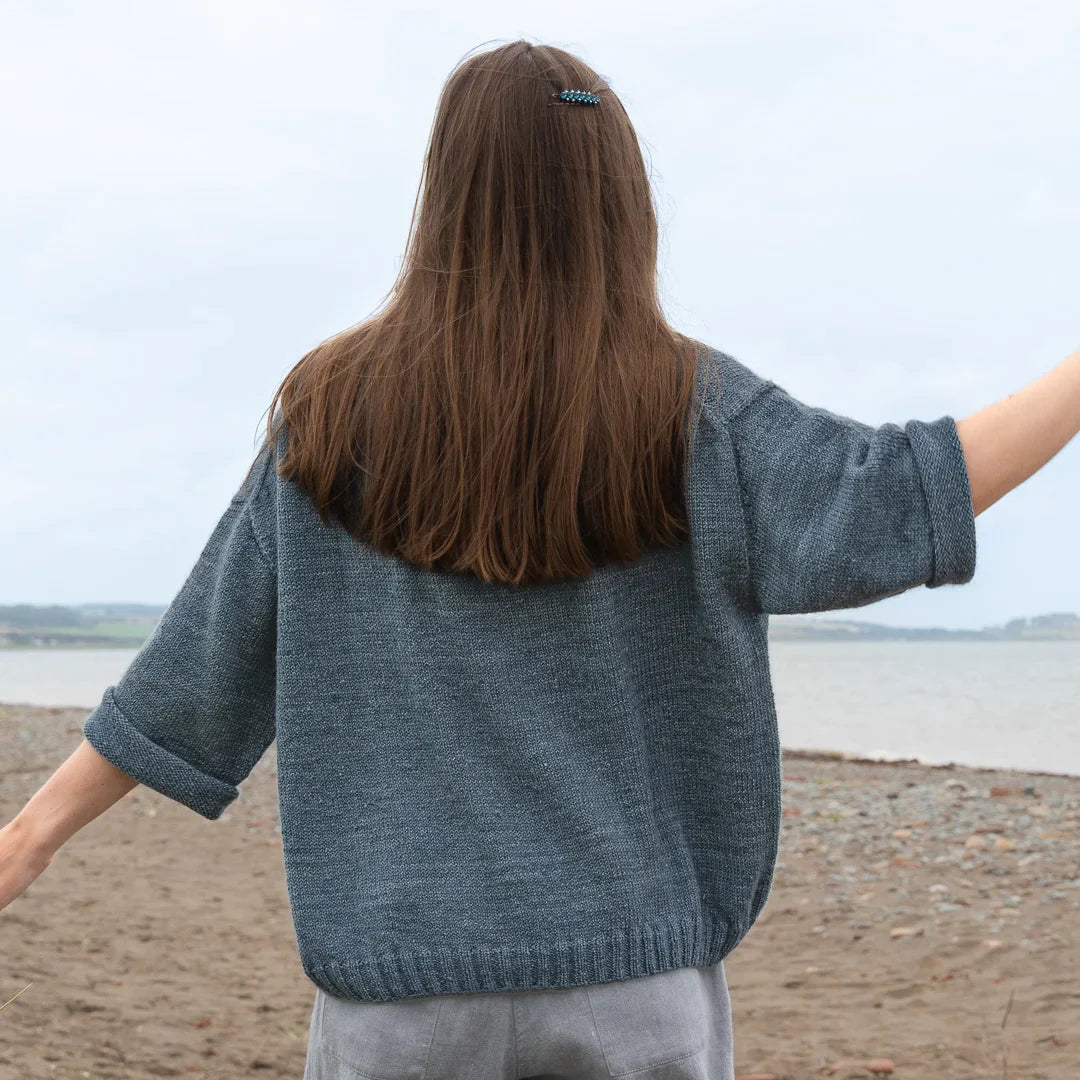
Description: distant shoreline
1,604,1078,647
770,610,1080,642
5,627,1079,648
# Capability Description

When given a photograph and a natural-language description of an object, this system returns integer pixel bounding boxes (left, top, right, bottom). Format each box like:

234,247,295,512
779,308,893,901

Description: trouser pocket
584,966,710,1077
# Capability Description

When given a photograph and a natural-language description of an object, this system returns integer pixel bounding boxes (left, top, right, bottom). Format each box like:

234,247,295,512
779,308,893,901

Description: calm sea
2,640,1078,777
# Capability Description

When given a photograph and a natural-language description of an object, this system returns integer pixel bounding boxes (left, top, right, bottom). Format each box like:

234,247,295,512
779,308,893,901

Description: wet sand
1,701,1077,1079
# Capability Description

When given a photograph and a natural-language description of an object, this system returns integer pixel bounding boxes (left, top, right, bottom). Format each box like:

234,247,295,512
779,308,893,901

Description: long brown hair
255,39,711,586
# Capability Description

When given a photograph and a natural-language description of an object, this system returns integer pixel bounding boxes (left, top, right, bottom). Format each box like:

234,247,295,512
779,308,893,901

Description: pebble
769,751,1080,984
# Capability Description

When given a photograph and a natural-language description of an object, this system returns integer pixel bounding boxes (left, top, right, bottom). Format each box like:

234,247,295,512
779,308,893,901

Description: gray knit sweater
82,346,977,1002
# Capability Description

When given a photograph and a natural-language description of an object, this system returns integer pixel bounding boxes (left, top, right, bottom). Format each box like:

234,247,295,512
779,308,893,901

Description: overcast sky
2,0,1077,630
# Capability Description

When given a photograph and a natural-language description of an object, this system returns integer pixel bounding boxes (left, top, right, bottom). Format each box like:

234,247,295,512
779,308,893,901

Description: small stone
892,828,913,839
867,1060,895,1075
964,835,988,849
891,855,920,868
993,837,1017,851
890,925,923,938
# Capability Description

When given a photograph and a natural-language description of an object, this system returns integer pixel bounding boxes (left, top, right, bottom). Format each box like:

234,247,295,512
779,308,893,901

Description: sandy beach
1,700,1077,1080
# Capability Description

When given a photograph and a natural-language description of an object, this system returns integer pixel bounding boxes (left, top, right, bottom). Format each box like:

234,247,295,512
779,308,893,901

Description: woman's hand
0,819,54,913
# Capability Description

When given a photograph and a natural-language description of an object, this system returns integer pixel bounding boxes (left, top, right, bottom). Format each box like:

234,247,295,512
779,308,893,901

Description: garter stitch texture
82,346,977,1002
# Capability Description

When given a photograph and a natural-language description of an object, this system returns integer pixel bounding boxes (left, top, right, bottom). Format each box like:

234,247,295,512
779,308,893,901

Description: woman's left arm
15,737,139,853
1,739,139,910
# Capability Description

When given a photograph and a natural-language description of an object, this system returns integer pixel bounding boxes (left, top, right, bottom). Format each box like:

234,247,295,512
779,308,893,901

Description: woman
2,38,1077,1080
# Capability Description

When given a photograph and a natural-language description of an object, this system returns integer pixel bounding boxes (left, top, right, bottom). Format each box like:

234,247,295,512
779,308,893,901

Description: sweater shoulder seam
242,440,276,567
245,497,273,566
722,378,778,428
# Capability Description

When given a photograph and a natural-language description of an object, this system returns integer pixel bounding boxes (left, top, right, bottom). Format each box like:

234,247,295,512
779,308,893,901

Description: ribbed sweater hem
304,912,734,1002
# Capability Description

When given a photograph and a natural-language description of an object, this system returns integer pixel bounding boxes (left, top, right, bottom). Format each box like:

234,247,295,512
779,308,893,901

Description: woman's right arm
718,343,1079,616
954,347,1080,516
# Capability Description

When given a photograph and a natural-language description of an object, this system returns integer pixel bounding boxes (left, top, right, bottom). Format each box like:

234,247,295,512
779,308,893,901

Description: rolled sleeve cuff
83,686,239,821
905,415,978,589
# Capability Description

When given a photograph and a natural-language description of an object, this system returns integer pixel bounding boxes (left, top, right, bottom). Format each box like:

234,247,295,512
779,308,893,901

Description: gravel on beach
1,700,1078,1079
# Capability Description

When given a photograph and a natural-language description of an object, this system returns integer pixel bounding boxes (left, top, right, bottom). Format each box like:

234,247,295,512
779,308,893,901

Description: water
0,648,141,714
768,640,1080,777
3,640,1078,776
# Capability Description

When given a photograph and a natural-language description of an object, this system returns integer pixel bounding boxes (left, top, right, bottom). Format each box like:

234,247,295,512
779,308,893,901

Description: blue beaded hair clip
549,88,601,106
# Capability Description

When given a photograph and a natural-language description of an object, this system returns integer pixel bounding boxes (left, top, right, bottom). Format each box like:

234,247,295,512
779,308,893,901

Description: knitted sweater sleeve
82,440,278,820
725,374,977,615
